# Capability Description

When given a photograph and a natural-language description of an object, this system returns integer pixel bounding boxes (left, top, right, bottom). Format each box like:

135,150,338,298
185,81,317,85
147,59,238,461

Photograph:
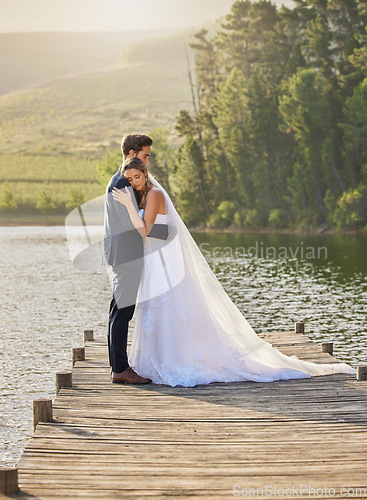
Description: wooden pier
2,326,367,499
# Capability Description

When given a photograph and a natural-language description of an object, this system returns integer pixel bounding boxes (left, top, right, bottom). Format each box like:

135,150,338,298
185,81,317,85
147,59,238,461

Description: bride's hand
112,186,132,206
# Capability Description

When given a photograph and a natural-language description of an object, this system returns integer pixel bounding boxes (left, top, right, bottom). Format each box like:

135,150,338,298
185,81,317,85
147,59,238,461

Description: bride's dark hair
121,157,153,209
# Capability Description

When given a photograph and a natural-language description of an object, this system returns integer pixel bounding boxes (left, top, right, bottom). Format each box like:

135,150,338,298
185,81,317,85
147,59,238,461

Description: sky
0,0,238,32
0,0,294,33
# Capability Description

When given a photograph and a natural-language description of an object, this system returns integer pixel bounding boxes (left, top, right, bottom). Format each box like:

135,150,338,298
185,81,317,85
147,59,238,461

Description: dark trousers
108,297,135,373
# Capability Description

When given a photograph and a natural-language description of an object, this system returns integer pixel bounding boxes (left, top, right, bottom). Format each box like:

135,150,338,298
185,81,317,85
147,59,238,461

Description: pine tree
189,29,220,108
349,26,367,80
279,68,332,223
148,128,176,196
213,67,252,206
173,138,209,226
339,78,367,187
170,0,367,230
217,0,279,80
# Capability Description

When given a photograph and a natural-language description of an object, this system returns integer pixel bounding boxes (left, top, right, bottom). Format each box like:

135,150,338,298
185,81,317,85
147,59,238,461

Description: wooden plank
14,330,367,499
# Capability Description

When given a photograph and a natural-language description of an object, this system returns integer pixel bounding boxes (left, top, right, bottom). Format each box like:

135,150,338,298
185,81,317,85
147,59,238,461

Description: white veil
132,174,356,384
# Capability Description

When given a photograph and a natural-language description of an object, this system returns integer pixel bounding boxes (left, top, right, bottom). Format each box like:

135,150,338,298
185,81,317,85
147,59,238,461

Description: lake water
1,227,366,466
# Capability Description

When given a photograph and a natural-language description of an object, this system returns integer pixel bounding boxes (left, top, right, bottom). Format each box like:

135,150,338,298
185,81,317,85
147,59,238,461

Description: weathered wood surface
12,331,367,499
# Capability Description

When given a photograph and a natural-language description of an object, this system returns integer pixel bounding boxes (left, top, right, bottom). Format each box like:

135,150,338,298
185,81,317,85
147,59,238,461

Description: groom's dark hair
121,134,153,158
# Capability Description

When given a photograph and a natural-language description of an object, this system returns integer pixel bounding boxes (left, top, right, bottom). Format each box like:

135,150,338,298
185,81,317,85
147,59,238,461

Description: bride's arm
112,187,164,237
112,187,147,237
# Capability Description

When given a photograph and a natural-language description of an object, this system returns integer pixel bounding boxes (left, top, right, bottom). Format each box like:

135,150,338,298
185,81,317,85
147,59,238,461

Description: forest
1,0,367,231
157,0,367,231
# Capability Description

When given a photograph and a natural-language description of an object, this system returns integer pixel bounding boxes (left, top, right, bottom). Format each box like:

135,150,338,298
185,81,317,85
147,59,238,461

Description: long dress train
128,178,356,387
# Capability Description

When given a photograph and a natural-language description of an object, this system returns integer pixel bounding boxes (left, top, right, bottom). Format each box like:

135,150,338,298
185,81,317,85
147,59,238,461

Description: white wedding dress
128,177,356,387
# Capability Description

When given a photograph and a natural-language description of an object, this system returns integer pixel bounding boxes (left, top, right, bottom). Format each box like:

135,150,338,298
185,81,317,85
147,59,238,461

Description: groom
104,134,153,384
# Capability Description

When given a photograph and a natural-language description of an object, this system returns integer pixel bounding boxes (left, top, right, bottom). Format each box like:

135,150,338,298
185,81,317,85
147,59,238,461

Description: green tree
268,208,289,228
175,108,211,217
36,189,56,215
246,67,289,222
279,68,333,223
303,13,335,77
217,0,279,79
327,0,367,93
333,185,367,230
339,78,367,187
175,110,196,137
97,149,122,188
274,4,307,78
0,182,17,214
148,128,176,196
173,0,367,230
189,28,220,108
213,67,252,205
66,188,85,212
173,138,209,226
349,27,367,79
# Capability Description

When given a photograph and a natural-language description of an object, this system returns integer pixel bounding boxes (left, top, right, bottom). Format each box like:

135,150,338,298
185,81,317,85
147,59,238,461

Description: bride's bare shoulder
147,187,164,200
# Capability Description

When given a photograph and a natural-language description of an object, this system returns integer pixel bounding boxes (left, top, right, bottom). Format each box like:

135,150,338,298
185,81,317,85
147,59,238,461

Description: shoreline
190,224,367,236
1,217,366,236
0,214,68,226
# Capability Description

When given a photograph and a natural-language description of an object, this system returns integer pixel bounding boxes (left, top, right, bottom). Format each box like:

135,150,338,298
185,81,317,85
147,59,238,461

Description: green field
0,154,99,182
0,32,191,222
0,60,190,156
0,153,104,217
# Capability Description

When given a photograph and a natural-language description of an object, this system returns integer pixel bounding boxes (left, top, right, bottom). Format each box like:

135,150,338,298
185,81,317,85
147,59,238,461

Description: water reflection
193,232,367,279
193,231,367,367
0,227,111,467
0,227,366,467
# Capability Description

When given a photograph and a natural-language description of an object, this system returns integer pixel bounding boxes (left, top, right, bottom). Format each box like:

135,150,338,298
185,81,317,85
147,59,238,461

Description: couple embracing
103,134,355,388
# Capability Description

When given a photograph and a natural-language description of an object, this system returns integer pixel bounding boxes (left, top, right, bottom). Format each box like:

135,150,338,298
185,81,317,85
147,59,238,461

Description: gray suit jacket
103,169,144,267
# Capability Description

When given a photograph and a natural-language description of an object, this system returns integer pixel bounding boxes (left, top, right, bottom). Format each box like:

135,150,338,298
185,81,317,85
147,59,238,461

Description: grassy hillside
0,30,193,222
0,2,298,224
0,30,180,96
0,60,190,154
0,153,103,220
0,153,102,202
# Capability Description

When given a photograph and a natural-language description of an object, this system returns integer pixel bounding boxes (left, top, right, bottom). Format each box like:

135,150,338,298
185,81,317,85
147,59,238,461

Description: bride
113,157,356,387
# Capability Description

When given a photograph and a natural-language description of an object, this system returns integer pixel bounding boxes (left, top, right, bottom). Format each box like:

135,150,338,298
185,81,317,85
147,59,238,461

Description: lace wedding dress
128,178,356,387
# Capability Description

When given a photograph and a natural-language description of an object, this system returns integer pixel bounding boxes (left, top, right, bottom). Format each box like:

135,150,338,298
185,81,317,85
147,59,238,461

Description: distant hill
0,1,296,220
0,60,191,156
0,26,194,161
0,30,181,96
0,30,192,219
0,3,297,157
